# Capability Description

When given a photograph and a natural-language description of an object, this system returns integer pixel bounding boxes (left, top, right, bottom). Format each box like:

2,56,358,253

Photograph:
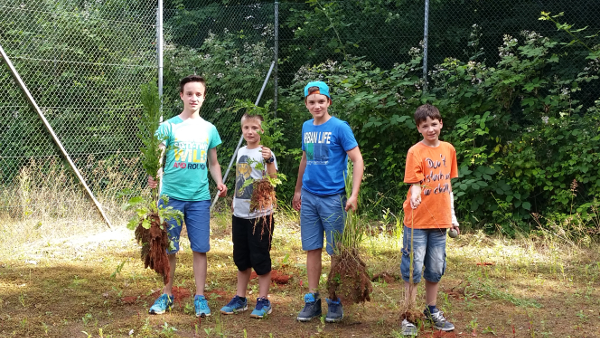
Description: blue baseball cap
304,81,331,100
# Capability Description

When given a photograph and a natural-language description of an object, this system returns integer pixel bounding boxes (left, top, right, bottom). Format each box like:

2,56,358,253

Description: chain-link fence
0,0,158,225
2,0,599,226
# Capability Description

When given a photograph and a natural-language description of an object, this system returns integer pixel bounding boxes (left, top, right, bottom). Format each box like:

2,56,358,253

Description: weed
82,313,93,326
482,326,496,335
159,322,177,337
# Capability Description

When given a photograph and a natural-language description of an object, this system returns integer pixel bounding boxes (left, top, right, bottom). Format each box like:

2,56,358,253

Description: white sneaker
401,318,418,336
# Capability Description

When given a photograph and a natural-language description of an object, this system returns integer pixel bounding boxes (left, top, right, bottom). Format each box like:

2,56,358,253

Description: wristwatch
265,156,275,164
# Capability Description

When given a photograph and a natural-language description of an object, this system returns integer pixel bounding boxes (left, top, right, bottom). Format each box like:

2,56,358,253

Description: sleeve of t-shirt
339,121,359,152
301,123,306,152
208,124,222,149
450,145,459,179
404,148,424,183
155,121,171,146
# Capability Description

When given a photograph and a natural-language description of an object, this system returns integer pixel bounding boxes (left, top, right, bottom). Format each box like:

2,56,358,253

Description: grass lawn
0,210,599,338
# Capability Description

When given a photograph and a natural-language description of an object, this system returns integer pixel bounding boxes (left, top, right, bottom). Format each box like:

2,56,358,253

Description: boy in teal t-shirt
147,75,227,318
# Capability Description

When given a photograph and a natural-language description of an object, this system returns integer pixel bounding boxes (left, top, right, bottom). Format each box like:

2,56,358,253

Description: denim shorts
300,188,347,255
159,198,211,254
400,225,447,283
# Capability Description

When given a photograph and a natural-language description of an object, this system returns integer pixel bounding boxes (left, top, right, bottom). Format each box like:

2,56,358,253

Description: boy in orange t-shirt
401,104,459,336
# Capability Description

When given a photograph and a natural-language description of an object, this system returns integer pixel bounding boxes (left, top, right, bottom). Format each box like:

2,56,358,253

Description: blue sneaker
194,295,211,317
148,294,173,315
220,295,248,315
325,297,343,323
250,297,272,318
296,293,322,322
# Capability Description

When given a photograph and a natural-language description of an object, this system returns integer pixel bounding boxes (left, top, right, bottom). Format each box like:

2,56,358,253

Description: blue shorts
300,188,347,255
400,226,447,283
159,198,211,254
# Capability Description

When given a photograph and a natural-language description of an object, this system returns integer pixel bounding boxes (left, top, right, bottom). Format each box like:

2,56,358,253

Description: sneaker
424,308,454,331
220,295,248,315
325,298,343,323
296,293,322,322
148,294,174,315
401,319,418,336
250,297,272,319
194,295,211,317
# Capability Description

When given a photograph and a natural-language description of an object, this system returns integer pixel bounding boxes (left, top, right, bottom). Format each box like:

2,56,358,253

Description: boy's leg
221,215,251,315
422,229,454,331
185,200,212,317
399,225,427,331
248,215,274,318
318,193,346,323
149,198,186,315
298,189,324,321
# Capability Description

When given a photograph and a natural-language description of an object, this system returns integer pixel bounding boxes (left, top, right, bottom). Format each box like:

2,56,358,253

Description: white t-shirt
233,146,278,219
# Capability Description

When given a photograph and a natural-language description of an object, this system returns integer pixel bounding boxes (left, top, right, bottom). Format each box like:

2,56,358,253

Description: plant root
134,212,170,285
327,247,372,304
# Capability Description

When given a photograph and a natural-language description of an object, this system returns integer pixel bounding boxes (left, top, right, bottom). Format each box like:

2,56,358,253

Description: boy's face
417,116,443,144
304,93,331,120
241,117,263,146
180,81,206,113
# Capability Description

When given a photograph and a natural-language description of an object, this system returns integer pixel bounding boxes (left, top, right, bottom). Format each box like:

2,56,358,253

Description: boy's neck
246,141,260,149
420,138,441,147
313,113,331,126
179,109,200,120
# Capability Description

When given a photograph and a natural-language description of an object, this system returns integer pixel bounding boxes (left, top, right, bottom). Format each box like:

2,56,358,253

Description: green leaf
522,202,532,210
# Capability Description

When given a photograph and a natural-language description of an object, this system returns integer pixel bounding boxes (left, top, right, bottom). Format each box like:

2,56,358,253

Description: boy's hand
292,191,302,211
216,183,227,197
148,175,158,189
409,184,421,209
451,224,460,235
345,195,358,212
260,146,273,161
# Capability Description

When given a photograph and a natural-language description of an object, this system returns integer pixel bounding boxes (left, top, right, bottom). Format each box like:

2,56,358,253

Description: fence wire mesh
0,0,158,223
1,0,599,225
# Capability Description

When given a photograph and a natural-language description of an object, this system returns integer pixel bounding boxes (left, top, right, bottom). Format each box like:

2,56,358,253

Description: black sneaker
296,293,322,322
325,297,343,323
424,308,454,331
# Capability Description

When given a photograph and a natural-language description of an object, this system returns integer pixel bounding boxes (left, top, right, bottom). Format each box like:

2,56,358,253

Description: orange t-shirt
403,141,458,229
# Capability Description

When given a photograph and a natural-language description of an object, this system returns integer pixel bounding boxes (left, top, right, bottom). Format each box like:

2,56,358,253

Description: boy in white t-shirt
220,113,278,318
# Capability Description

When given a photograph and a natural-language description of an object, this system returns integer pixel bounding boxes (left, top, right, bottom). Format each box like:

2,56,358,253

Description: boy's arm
292,151,307,211
261,146,277,178
208,147,227,197
409,183,422,209
345,146,364,212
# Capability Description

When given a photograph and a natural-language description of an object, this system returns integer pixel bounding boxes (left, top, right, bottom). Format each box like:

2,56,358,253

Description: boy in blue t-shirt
147,75,227,318
220,113,278,319
293,81,364,323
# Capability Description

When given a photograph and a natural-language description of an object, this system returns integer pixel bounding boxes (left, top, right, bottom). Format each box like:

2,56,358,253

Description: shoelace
227,296,241,307
256,298,268,310
196,297,208,309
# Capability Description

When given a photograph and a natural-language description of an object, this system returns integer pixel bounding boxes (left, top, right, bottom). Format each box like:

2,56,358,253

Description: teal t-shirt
157,116,222,201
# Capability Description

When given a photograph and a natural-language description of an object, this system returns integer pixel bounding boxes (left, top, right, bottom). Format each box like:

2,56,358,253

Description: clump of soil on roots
327,247,372,304
134,212,171,285
250,178,276,238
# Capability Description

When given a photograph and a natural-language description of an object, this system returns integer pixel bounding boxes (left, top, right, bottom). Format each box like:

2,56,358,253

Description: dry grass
1,164,600,337
0,206,599,337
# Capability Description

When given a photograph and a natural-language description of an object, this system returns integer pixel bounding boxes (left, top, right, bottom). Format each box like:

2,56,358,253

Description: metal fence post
210,61,276,212
274,1,279,118
423,0,430,93
0,43,113,229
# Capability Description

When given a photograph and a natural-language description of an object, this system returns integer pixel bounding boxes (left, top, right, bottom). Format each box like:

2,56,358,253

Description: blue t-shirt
301,116,358,196
156,116,222,201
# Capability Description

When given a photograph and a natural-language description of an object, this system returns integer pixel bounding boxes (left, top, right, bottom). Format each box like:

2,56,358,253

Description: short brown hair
179,75,206,94
241,113,264,124
305,86,332,102
414,104,442,125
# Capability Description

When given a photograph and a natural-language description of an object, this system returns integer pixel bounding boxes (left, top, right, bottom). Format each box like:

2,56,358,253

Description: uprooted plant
326,162,372,304
123,82,183,285
233,99,286,236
